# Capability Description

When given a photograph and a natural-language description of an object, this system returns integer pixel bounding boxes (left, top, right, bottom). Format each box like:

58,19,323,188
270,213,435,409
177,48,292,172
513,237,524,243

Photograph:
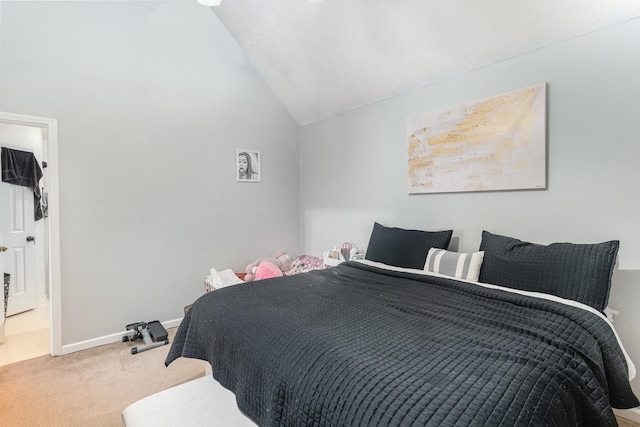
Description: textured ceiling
211,0,640,125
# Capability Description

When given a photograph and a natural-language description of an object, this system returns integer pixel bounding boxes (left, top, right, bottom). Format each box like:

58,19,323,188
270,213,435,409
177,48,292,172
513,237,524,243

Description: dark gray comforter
166,262,639,426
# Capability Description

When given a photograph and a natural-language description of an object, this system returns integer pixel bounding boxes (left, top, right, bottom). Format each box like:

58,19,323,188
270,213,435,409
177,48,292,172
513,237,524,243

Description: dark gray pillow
478,231,619,311
365,222,453,270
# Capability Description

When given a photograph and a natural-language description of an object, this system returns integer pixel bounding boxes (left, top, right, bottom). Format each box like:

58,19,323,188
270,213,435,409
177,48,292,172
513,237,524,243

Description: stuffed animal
254,261,283,281
244,249,294,282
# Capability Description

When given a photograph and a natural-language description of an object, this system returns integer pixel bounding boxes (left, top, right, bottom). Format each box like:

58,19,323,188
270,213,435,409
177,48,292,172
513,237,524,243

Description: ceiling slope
212,0,640,125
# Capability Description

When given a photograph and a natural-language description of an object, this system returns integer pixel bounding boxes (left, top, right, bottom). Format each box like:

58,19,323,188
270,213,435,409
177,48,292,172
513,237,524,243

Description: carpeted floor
0,327,207,426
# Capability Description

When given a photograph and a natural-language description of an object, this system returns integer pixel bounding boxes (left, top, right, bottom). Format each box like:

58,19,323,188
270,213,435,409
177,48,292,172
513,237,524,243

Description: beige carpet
0,327,208,427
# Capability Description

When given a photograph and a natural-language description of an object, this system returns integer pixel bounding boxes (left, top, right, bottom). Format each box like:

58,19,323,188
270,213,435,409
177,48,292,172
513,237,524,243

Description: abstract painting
407,83,546,194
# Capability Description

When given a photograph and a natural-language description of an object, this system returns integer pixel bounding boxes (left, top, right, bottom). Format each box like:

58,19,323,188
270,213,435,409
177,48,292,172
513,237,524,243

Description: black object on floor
3,273,9,319
122,320,169,354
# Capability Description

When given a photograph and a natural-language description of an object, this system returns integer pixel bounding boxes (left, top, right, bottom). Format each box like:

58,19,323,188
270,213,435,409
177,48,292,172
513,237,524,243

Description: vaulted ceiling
210,0,640,125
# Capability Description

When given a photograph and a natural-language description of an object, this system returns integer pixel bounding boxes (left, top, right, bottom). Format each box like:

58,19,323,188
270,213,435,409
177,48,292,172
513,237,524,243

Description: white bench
122,375,256,427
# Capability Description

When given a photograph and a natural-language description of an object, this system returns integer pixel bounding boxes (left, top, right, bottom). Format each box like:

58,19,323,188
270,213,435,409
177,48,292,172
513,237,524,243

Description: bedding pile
166,261,638,426
204,268,245,292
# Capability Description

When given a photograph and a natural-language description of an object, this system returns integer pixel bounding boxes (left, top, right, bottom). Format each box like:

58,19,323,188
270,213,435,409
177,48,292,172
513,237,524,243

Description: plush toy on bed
244,249,294,282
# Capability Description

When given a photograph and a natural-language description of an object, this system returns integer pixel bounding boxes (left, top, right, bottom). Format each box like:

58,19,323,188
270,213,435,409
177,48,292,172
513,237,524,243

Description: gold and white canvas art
407,83,547,194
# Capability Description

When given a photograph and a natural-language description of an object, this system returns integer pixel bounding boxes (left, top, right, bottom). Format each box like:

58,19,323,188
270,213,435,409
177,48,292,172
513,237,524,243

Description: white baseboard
615,407,640,423
60,318,183,355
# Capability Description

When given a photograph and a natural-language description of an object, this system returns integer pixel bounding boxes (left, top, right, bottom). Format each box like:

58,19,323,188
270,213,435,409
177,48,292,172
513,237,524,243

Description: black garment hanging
1,147,44,221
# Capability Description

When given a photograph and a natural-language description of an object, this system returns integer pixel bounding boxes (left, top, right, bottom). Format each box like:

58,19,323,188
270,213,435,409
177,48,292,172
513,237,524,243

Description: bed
165,225,639,426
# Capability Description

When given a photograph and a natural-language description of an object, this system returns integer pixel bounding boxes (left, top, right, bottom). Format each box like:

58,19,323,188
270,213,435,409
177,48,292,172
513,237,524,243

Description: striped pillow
425,248,484,281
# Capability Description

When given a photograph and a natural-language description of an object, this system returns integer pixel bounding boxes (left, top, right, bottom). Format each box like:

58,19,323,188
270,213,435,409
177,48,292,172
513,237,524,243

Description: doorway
0,111,61,360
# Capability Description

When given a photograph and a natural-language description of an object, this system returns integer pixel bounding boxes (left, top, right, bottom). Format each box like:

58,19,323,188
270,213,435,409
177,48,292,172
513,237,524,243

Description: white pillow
424,248,484,282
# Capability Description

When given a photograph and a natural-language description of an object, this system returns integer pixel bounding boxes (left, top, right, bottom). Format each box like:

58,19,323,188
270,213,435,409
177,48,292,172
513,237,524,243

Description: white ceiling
211,0,640,126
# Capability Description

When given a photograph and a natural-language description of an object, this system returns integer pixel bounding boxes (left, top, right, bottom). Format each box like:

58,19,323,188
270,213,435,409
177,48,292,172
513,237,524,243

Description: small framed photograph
236,149,261,182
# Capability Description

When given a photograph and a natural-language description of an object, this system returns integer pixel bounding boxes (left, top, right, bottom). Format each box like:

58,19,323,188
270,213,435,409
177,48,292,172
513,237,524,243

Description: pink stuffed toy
254,261,284,280
244,249,294,282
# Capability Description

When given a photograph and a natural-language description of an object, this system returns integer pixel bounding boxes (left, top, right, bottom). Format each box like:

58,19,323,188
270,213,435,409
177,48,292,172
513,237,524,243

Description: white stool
122,375,256,427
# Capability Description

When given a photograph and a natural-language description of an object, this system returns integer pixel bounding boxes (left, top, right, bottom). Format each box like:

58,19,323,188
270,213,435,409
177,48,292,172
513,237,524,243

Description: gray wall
0,1,300,345
300,18,640,399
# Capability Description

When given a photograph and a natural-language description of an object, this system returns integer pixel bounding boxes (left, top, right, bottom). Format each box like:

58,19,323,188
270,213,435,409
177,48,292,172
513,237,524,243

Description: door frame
0,111,61,356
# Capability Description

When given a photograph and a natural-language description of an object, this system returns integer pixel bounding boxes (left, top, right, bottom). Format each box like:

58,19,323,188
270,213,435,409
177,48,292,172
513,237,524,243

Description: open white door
0,111,60,356
0,181,38,316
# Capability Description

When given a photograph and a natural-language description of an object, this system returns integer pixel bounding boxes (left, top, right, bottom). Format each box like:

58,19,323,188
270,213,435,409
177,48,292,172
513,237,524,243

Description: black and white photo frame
236,149,261,182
